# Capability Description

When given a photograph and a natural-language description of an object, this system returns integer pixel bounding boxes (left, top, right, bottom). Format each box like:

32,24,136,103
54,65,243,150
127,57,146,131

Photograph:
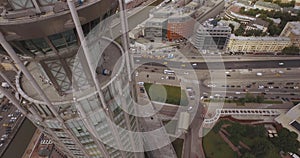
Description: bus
164,70,175,75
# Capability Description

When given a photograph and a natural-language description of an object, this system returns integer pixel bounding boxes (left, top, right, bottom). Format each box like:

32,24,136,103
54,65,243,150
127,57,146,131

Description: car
207,84,216,88
0,143,3,147
8,114,13,118
11,117,17,120
235,92,241,94
258,85,264,89
256,72,262,76
2,123,9,127
269,86,274,89
187,106,193,111
192,63,197,66
294,86,299,89
278,62,284,66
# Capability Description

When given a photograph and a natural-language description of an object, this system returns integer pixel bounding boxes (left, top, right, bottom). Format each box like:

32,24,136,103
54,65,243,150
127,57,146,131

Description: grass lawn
171,138,184,158
203,131,238,158
144,83,188,106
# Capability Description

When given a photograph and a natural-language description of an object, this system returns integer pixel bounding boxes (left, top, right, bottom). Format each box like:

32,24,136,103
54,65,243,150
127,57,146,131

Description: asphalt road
135,58,300,70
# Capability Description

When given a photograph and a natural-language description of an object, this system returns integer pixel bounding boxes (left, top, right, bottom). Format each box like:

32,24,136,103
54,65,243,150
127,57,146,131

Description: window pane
49,33,67,50
62,30,77,46
31,38,52,53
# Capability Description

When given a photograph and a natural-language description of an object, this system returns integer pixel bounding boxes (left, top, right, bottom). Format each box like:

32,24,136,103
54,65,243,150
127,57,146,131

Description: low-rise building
193,20,231,50
245,18,270,32
167,7,196,41
280,21,300,47
225,5,256,23
254,1,281,11
227,35,291,53
219,20,241,31
275,103,300,142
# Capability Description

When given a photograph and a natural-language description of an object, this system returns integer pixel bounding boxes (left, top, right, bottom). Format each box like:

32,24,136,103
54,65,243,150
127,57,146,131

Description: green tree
271,128,300,153
242,152,256,158
281,46,300,55
256,95,264,103
234,26,245,36
251,139,272,157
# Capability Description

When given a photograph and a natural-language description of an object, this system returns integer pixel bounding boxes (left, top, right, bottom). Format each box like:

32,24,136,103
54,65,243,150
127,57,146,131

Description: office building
144,18,168,40
167,7,196,41
193,20,231,50
227,35,291,53
0,0,142,158
280,21,300,47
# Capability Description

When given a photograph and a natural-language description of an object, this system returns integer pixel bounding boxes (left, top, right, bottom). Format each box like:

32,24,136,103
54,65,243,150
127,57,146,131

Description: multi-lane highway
135,57,300,70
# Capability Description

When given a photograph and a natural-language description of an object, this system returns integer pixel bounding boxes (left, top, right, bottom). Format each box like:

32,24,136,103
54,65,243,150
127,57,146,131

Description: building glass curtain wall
0,0,142,157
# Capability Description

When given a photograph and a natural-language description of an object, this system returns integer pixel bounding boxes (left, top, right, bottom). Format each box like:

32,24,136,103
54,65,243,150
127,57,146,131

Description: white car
192,63,197,66
258,85,264,89
235,92,241,94
278,62,284,66
187,106,193,111
11,117,17,120
207,84,216,88
256,72,262,76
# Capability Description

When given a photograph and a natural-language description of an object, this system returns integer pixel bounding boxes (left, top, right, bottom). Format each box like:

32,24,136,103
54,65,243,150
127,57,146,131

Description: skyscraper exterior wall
0,0,141,158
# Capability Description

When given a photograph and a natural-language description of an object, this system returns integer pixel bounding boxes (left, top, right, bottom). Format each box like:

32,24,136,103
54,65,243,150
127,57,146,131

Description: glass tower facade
0,0,142,157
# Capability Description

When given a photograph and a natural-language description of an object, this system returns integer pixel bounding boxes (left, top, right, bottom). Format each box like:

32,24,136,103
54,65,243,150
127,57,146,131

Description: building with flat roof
275,103,300,141
167,7,196,41
280,21,300,47
254,1,281,11
193,20,231,50
225,5,256,23
0,0,142,158
227,35,291,53
246,18,270,32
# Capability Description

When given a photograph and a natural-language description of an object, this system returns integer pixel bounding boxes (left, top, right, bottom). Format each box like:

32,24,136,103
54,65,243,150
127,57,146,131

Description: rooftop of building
201,19,232,29
254,1,281,9
275,103,300,141
17,37,124,105
230,34,291,41
147,17,167,23
288,21,300,35
236,0,252,6
247,18,270,27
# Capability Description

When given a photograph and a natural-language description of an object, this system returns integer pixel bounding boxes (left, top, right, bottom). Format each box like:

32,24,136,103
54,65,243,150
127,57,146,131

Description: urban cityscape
0,0,299,157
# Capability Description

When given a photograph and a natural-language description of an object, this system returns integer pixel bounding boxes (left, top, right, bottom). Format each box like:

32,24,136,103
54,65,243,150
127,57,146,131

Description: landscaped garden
203,120,299,158
143,83,188,106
